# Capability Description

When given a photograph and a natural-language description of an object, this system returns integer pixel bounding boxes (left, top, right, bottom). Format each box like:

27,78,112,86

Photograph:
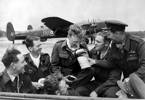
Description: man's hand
117,77,134,96
88,58,96,65
32,82,44,89
59,79,69,95
90,91,98,97
124,77,130,83
116,90,128,98
38,78,45,84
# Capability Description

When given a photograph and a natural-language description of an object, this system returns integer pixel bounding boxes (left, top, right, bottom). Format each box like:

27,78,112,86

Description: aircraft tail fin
6,22,15,42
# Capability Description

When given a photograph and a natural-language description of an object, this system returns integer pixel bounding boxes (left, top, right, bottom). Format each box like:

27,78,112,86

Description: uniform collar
66,38,72,49
61,39,84,51
61,39,74,51
61,40,67,49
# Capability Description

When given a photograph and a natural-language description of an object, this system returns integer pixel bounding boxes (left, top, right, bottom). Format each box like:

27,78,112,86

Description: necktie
14,76,20,93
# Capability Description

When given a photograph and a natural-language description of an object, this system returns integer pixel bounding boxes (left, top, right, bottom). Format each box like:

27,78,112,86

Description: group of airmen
0,20,145,99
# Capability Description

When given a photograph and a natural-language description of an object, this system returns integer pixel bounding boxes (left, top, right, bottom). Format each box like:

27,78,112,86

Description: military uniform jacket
0,70,35,93
109,34,145,81
51,40,88,76
89,47,121,95
24,53,51,82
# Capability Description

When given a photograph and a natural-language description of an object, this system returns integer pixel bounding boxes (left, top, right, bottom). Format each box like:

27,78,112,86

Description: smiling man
0,45,35,93
23,36,51,93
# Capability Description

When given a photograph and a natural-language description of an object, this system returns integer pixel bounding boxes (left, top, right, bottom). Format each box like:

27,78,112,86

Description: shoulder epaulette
129,35,145,51
129,34,144,43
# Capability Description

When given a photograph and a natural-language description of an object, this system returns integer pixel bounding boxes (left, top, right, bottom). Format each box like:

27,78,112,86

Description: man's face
14,54,26,74
68,35,80,49
106,31,123,44
94,35,105,51
31,40,42,54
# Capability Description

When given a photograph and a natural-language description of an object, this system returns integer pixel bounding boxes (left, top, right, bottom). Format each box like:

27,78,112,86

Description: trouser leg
69,86,90,96
70,67,94,88
129,73,145,99
102,86,120,98
68,80,100,96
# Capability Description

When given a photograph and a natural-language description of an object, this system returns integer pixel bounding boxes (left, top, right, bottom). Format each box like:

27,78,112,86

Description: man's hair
94,32,108,43
23,35,40,49
43,71,63,94
2,46,21,68
67,24,82,39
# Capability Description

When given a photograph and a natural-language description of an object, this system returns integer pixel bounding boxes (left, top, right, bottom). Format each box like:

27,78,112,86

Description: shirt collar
30,53,40,67
7,70,17,82
61,39,85,52
66,38,71,49
2,70,17,84
30,53,40,60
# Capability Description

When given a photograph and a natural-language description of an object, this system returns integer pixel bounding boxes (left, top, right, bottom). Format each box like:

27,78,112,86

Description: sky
0,0,145,31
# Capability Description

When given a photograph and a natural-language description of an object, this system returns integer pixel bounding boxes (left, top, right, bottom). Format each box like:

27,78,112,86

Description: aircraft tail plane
6,22,15,43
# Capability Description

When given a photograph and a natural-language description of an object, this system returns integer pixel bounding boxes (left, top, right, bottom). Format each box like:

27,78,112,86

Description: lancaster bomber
6,17,73,43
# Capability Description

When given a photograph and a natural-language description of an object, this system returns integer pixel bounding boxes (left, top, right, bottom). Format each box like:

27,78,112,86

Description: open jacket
0,70,36,93
89,45,121,96
51,40,88,76
24,53,51,82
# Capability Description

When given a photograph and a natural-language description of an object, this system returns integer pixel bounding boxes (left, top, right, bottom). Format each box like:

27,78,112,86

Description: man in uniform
0,45,36,93
51,24,94,96
88,27,122,98
104,20,145,98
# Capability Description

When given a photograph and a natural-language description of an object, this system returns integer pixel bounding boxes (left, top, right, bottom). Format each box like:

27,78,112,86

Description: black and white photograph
0,0,145,99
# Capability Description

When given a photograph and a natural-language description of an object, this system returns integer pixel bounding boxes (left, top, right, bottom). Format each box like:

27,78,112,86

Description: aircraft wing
87,20,128,32
41,17,73,32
